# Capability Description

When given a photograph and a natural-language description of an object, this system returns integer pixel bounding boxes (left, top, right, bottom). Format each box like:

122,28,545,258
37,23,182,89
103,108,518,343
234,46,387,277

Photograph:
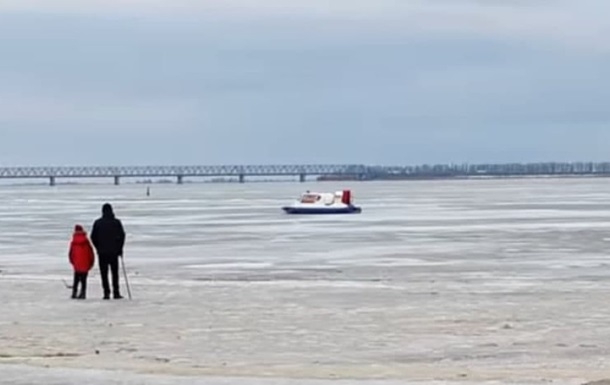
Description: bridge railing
0,164,368,178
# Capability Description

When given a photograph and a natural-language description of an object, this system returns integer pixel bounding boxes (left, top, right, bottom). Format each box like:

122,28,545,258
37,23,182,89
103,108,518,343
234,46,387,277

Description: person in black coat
91,203,126,300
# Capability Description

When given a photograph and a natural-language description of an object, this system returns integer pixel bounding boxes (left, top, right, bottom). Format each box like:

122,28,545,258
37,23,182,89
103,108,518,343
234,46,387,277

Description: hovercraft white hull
281,189,362,215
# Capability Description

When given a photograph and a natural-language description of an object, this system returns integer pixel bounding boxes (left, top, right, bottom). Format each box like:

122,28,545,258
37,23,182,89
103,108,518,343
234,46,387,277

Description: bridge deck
0,165,366,179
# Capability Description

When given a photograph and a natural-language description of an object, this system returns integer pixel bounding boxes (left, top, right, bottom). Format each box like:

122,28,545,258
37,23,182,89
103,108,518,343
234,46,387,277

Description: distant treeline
318,162,610,181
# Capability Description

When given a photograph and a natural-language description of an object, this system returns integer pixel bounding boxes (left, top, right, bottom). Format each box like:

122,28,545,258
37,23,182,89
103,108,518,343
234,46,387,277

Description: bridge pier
239,174,245,183
299,173,306,182
177,175,183,184
114,176,120,186
49,176,56,186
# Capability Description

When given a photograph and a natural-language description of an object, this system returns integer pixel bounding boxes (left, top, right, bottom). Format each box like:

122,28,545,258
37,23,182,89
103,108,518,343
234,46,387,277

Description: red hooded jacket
69,225,95,273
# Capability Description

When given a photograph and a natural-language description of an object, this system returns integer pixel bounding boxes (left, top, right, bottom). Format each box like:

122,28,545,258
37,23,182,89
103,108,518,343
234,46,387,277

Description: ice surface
1,178,610,384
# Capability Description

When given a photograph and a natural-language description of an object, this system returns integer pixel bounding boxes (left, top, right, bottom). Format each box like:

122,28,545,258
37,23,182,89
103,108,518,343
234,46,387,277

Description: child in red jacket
69,224,95,299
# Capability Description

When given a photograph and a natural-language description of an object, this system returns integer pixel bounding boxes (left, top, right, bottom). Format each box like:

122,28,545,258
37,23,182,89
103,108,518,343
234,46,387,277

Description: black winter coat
91,205,126,258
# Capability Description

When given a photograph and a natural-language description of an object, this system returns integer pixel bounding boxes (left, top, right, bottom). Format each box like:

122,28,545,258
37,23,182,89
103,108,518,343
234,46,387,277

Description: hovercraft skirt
282,206,362,215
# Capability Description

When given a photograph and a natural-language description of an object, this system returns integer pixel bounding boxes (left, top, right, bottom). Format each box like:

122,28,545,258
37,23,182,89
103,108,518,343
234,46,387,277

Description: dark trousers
72,272,88,299
99,254,120,297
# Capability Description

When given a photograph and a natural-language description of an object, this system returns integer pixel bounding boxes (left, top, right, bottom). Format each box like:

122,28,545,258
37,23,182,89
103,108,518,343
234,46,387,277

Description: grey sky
0,0,608,166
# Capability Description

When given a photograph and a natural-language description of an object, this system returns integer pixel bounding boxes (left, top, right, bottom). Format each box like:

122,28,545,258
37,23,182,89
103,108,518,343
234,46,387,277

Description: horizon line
2,160,610,168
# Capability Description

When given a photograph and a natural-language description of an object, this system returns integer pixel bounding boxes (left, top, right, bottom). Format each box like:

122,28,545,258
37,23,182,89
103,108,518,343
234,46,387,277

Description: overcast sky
0,0,608,166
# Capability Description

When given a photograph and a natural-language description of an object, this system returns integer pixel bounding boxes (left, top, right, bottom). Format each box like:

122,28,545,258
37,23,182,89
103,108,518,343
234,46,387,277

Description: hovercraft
282,190,362,214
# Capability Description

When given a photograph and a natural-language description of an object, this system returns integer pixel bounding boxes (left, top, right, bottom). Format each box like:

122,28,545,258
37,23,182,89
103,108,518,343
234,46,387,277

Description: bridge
0,164,369,185
2,162,610,186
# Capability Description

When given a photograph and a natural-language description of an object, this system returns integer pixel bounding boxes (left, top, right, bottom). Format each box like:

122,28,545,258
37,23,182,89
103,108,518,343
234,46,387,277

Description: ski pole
120,255,132,300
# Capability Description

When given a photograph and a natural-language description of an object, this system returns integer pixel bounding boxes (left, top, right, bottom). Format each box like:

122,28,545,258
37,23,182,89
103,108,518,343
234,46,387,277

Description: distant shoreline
3,162,610,186
317,173,610,182
2,173,610,187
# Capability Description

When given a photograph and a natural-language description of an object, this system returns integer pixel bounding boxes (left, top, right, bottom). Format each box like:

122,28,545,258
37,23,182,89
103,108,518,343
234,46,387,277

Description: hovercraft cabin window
301,194,320,203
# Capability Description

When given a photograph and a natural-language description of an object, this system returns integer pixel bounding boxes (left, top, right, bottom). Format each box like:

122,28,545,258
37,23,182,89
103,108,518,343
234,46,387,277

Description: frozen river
1,178,610,385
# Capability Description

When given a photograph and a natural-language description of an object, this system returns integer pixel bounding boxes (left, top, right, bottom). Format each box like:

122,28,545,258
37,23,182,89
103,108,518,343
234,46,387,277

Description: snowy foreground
0,272,603,385
2,179,610,384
